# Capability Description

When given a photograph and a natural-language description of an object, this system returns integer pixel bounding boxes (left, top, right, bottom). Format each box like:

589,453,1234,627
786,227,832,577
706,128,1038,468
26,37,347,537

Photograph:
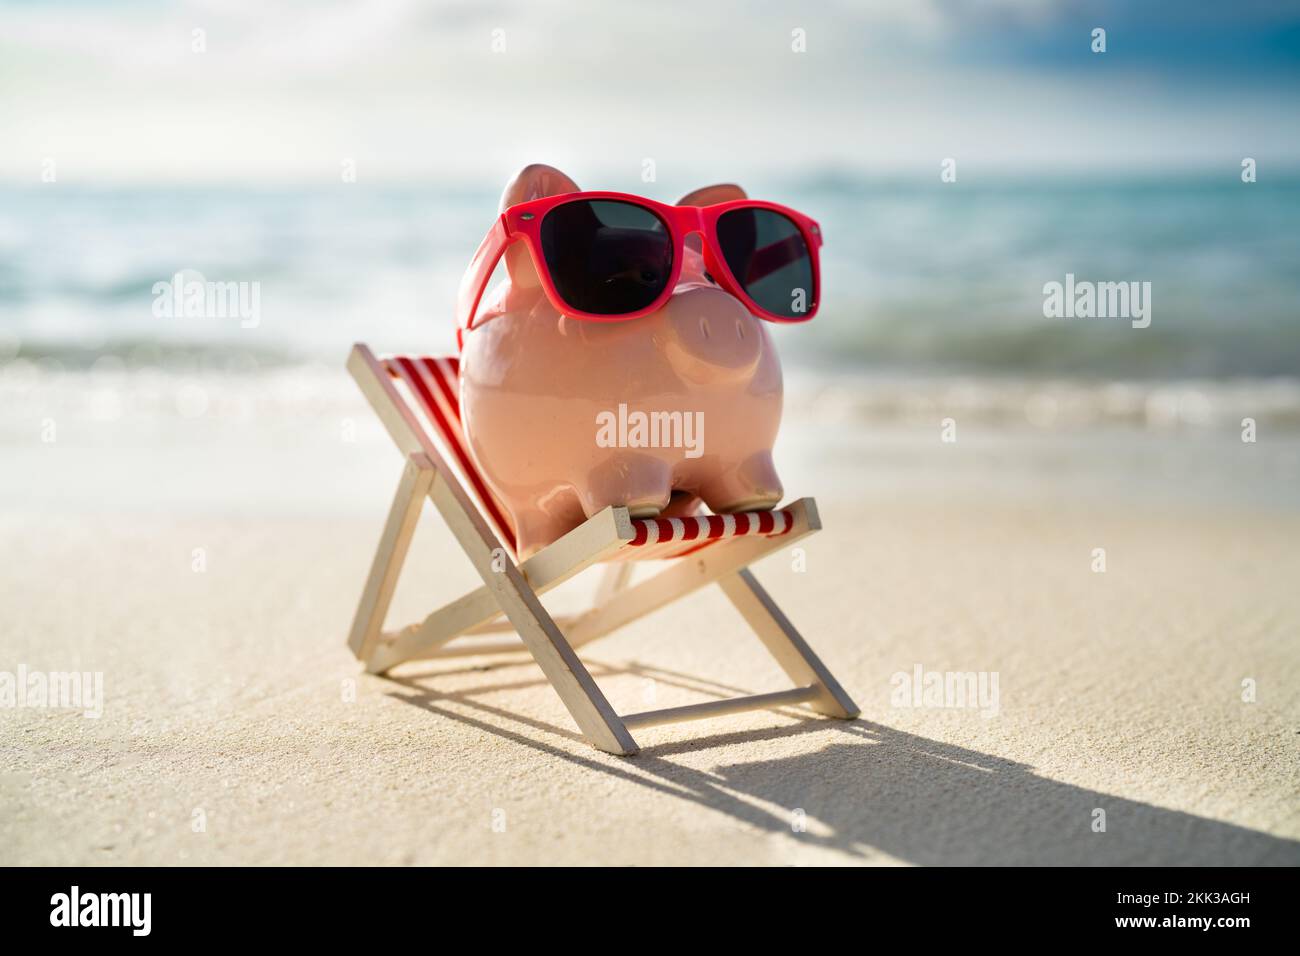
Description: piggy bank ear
499,164,580,288
677,183,747,206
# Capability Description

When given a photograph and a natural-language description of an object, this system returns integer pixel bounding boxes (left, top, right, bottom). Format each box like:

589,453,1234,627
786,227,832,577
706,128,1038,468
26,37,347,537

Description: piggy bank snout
660,283,764,378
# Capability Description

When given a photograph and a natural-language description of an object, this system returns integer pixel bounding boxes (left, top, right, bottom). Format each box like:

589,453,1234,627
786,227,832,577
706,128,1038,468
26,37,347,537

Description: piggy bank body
459,166,784,559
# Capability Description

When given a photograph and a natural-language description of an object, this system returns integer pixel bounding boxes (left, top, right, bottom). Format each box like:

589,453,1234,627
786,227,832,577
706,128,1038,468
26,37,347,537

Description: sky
2,0,1299,184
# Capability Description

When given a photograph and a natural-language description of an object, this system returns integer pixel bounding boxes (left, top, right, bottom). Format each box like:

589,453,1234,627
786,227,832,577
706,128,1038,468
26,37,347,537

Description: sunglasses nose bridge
677,206,712,259
674,205,706,235
676,218,715,279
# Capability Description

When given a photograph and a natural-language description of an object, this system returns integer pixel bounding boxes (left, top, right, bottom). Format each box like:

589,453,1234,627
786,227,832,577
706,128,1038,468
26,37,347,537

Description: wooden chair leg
717,568,860,719
594,562,634,605
363,506,634,674
347,454,434,662
564,499,821,650
427,471,639,755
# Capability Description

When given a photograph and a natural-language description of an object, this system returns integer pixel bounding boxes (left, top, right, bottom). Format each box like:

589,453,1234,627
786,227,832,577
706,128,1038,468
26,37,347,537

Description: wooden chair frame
345,343,859,755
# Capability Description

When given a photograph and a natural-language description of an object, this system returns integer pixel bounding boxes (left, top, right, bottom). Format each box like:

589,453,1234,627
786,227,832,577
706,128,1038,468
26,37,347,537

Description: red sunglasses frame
456,190,823,336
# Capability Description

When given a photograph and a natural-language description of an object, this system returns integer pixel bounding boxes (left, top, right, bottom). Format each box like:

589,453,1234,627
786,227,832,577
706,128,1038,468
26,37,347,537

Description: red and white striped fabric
381,354,794,562
621,509,793,561
383,354,518,554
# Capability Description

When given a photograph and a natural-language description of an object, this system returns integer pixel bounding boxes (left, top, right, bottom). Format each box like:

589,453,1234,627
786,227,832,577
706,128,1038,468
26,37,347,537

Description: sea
2,173,1298,430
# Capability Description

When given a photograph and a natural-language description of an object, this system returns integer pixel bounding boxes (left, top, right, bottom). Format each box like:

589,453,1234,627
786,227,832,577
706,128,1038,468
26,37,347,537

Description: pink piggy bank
457,164,822,559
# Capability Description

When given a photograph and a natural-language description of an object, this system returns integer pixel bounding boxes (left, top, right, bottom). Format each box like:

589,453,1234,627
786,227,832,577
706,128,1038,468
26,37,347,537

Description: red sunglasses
456,191,823,334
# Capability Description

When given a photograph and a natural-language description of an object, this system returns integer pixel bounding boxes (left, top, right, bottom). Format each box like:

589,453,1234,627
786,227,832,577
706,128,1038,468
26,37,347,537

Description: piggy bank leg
697,450,783,514
662,490,702,518
579,454,673,519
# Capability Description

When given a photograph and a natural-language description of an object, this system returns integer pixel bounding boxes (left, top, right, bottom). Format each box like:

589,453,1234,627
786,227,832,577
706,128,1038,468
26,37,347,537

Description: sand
2,374,1298,866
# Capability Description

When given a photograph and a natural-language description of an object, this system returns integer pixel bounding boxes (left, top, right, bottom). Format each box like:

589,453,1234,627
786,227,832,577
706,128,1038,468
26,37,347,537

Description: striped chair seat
381,354,795,562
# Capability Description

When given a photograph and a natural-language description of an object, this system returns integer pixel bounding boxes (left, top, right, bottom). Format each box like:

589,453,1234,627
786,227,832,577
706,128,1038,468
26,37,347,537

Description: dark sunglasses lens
715,208,815,318
539,200,673,315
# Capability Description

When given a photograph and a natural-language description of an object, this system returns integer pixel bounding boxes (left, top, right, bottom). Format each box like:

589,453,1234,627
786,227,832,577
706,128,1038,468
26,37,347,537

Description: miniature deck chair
345,343,859,755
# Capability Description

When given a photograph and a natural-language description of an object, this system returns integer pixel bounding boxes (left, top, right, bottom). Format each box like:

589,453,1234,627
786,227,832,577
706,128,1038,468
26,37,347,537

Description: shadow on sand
383,658,1299,866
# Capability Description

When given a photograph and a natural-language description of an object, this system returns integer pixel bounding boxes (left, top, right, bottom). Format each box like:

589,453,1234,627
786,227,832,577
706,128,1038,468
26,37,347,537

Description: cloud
1,0,1297,183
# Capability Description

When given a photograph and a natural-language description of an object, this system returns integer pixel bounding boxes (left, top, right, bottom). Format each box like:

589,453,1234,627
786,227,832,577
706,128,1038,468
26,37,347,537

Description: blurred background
2,0,1299,506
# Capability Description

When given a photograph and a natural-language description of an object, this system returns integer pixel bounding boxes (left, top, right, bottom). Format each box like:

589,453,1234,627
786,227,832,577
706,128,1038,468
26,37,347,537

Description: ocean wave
3,358,1299,433
3,178,1298,379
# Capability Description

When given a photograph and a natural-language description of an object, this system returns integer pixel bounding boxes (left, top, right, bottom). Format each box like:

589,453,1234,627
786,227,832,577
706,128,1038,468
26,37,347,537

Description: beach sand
2,369,1299,866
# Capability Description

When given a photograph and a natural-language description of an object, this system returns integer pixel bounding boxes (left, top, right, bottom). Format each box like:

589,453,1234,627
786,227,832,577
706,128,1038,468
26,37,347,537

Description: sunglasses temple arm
742,233,815,285
456,214,510,341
